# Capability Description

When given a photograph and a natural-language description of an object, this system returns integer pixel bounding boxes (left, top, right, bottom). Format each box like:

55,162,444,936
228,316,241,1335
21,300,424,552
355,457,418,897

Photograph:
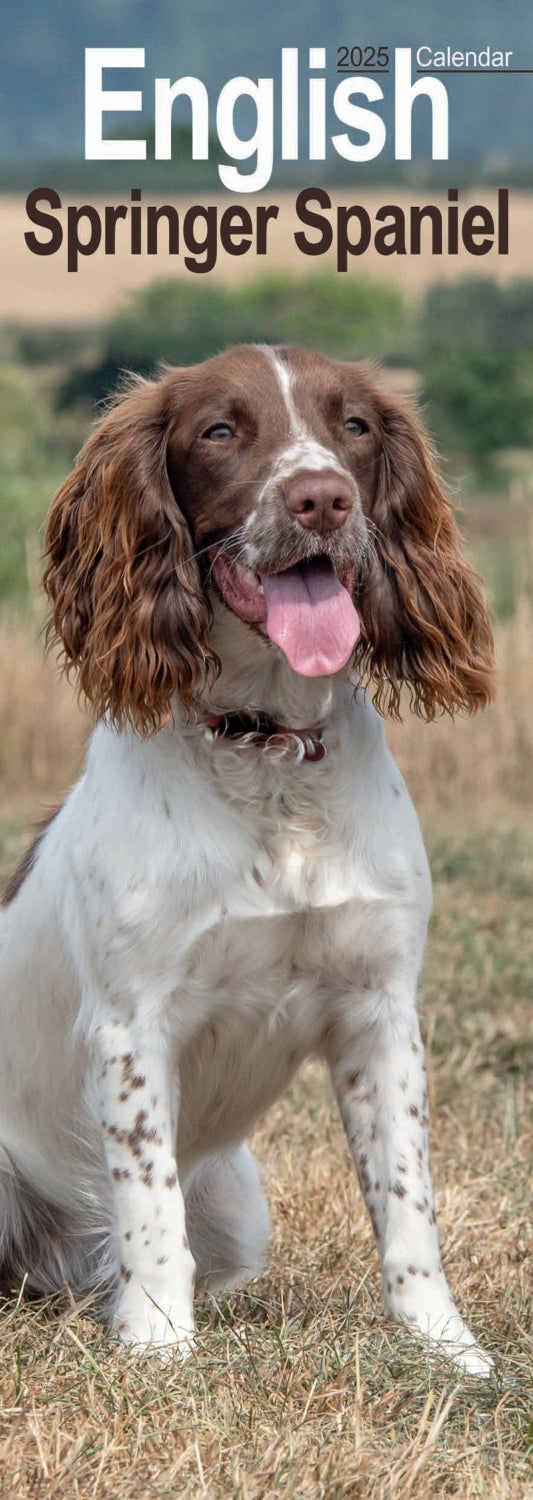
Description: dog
0,344,495,1373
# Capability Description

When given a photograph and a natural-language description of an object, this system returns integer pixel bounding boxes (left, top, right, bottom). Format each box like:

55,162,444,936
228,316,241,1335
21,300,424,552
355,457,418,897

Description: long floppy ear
356,392,495,720
43,373,217,735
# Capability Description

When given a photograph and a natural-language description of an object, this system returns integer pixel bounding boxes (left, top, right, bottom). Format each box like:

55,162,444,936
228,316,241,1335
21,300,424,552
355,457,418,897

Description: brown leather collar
202,711,327,763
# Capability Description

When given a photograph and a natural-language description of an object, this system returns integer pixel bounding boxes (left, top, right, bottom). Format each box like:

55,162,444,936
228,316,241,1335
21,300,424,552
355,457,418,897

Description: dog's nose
284,470,354,533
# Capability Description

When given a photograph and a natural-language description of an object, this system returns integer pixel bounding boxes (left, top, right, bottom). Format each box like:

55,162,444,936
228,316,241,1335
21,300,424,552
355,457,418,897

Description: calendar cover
0,3,532,1496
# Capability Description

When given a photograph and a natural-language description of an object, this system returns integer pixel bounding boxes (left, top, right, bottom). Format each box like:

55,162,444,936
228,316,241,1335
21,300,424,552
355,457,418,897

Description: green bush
419,279,533,465
420,278,533,354
0,366,70,607
421,346,533,464
59,273,410,408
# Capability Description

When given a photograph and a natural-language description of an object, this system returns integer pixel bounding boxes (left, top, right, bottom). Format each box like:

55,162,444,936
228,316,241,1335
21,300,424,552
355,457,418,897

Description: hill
2,0,532,167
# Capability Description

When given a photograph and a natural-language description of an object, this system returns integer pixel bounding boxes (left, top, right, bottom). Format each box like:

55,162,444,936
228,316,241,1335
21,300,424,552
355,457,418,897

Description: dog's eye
202,423,234,442
344,417,369,436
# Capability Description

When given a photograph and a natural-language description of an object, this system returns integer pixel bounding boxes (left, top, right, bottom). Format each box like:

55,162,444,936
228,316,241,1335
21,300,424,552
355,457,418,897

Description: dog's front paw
414,1318,494,1379
385,1275,494,1377
113,1291,195,1360
447,1341,494,1378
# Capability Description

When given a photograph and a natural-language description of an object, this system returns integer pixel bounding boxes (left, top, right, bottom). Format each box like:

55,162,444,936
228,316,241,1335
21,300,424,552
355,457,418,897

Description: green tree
59,273,409,408
419,279,533,466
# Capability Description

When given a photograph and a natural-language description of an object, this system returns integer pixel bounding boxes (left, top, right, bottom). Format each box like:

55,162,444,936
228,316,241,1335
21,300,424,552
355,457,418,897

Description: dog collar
201,711,327,763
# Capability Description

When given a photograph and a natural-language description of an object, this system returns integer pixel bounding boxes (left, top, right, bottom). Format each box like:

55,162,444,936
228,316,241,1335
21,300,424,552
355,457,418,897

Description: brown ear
356,393,495,719
43,373,216,735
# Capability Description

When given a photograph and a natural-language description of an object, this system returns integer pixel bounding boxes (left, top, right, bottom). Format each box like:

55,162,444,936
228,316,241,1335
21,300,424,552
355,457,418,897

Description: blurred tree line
18,271,533,467
2,273,533,611
420,280,533,465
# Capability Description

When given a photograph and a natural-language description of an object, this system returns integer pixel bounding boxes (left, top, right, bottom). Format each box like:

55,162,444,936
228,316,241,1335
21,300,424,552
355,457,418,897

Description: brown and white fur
0,345,494,1373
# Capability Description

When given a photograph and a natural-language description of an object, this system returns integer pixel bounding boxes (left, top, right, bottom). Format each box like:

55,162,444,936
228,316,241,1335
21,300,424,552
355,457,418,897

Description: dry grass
4,190,533,326
0,608,532,1498
387,592,533,817
0,593,532,827
0,998,531,1498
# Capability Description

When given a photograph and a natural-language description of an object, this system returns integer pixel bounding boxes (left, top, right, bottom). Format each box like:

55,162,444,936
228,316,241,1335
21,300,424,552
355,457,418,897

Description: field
0,599,532,1498
0,204,532,1493
4,188,533,324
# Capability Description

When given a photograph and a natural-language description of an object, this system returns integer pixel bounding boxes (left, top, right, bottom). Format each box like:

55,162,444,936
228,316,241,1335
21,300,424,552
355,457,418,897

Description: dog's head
44,345,494,734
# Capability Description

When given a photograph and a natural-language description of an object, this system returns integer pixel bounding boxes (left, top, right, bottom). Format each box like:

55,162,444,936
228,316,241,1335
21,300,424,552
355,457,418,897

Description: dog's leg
95,1018,196,1355
327,1006,493,1376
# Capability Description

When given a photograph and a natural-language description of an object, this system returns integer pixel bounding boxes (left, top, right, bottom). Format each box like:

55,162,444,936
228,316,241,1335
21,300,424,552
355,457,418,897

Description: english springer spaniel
0,345,494,1373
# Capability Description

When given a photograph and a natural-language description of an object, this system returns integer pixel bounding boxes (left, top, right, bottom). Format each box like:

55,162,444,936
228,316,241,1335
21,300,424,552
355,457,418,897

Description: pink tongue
261,560,360,677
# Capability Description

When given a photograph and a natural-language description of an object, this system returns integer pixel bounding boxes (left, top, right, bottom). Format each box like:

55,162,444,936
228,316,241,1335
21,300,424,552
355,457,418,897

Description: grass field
2,171,532,1490
0,605,532,1498
4,189,533,325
